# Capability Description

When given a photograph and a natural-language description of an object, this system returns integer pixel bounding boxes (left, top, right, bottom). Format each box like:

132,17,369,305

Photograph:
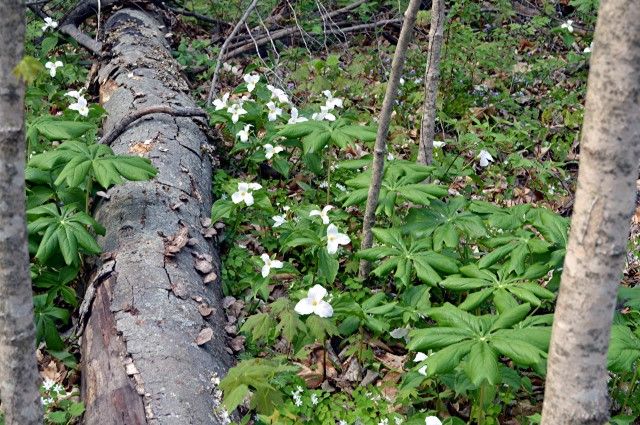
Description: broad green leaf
464,341,499,386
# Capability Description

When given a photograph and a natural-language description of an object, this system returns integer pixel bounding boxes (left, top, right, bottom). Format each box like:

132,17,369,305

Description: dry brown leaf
198,303,214,317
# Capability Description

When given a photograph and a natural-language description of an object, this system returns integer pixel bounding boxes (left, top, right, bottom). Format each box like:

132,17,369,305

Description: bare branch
417,0,445,165
358,0,422,278
207,0,259,106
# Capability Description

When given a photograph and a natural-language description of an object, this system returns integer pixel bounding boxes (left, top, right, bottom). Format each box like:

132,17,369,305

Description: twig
286,0,313,57
417,0,445,165
326,0,368,19
168,6,230,27
207,0,259,106
358,0,422,278
100,106,207,146
224,18,402,60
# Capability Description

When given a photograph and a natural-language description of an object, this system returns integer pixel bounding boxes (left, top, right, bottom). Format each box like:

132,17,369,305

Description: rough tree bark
417,0,444,165
541,1,640,423
80,8,232,425
358,0,422,278
0,1,43,424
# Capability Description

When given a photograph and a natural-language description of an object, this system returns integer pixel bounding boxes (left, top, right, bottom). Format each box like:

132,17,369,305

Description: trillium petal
327,239,339,254
231,191,243,204
327,223,338,236
270,260,283,269
335,232,350,245
425,417,442,425
261,264,270,278
313,300,333,318
307,284,327,302
260,253,271,264
243,192,254,206
294,298,315,315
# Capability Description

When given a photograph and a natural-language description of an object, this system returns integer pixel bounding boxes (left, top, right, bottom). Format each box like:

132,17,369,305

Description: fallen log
81,8,232,425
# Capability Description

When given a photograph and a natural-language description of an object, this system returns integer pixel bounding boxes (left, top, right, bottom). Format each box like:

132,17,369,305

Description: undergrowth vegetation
7,0,640,424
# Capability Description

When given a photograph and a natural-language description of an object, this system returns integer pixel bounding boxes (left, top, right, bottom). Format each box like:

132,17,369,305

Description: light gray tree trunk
0,2,43,424
541,1,640,423
417,0,444,165
358,0,422,277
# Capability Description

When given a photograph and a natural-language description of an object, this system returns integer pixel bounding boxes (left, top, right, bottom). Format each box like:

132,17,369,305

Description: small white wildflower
394,417,403,425
52,383,65,395
266,101,283,122
227,103,247,123
260,253,283,278
326,223,350,255
318,181,329,189
309,205,333,224
41,397,54,406
335,183,346,192
378,419,389,425
41,17,58,32
477,149,494,167
68,96,89,116
584,42,593,53
263,143,284,159
283,206,291,212
311,394,319,405
231,182,257,206
294,284,333,318
560,19,574,33
322,90,343,109
312,105,336,121
64,89,83,99
288,107,309,124
414,352,428,362
213,92,230,111
42,378,56,391
266,85,289,104
387,153,395,161
45,60,63,77
236,124,252,142
433,140,446,148
272,215,287,228
243,74,260,92
425,417,442,425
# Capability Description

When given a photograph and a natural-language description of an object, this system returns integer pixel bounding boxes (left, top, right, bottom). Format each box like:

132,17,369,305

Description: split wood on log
81,8,232,425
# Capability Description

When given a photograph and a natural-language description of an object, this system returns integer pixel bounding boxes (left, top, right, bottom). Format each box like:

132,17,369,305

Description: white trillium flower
477,149,494,167
231,182,258,206
433,140,446,148
260,253,283,278
266,85,289,104
266,101,283,122
263,143,284,159
294,284,333,318
236,124,252,142
288,107,309,124
414,352,429,376
322,90,343,109
312,105,336,121
560,19,574,33
64,89,83,99
243,74,260,92
272,215,287,228
42,17,58,31
309,205,333,224
326,223,350,254
247,182,262,190
227,103,247,123
414,352,428,362
68,96,89,116
425,417,442,425
45,60,63,77
213,92,230,111
584,42,593,53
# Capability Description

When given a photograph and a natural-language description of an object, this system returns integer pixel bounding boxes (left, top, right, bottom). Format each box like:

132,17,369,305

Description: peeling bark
81,8,232,425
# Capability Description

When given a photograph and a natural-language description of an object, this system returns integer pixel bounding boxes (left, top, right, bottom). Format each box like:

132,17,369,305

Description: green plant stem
85,178,92,214
622,365,639,412
326,154,332,205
